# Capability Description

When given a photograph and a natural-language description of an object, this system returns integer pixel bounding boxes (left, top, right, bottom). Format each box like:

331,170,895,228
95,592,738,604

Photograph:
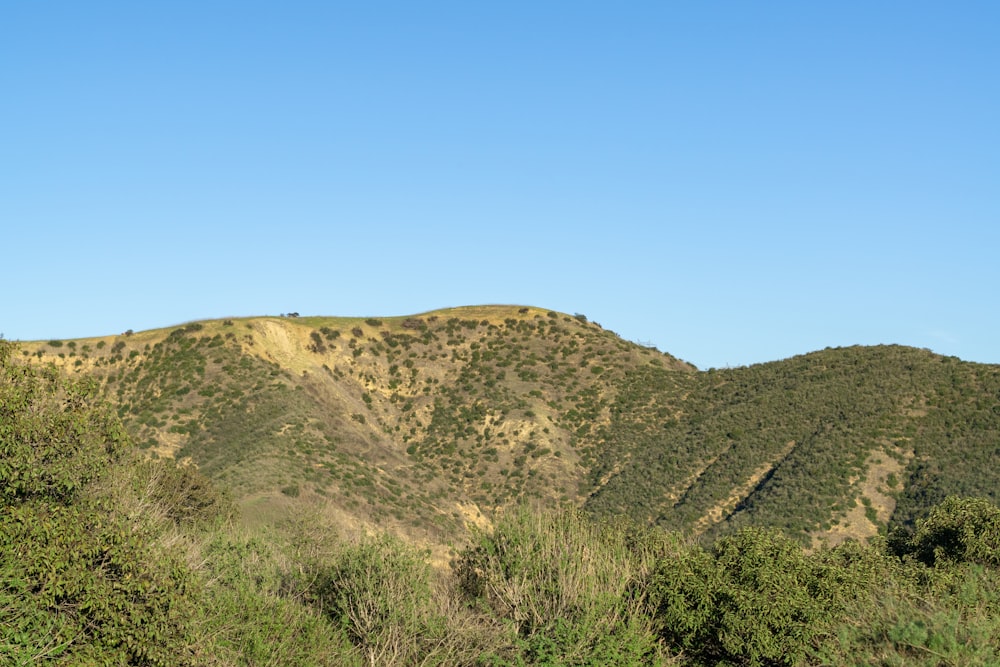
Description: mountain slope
19,307,1000,548
585,344,1000,545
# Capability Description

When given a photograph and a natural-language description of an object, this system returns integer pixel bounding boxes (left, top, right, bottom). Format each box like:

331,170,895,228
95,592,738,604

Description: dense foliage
587,345,1000,542
0,341,197,665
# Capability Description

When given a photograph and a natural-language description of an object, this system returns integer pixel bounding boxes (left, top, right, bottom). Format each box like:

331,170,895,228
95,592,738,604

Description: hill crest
15,306,1000,553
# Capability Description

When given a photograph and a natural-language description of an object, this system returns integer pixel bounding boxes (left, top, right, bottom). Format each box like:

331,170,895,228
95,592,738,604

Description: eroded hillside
19,307,1000,549
21,307,691,543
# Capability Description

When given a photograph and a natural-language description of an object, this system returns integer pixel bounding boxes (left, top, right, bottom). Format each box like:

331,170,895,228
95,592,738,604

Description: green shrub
0,502,197,666
139,460,235,526
891,496,1000,567
0,347,127,504
813,537,1000,666
0,340,197,665
197,531,359,665
650,527,844,666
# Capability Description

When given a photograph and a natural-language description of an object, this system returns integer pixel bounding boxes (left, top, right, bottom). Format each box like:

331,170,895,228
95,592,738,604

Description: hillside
6,333,1000,665
18,305,1000,549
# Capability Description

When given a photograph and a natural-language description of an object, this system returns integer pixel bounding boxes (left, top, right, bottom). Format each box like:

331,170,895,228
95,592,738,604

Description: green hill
586,344,1000,547
18,306,1000,550
6,314,1000,665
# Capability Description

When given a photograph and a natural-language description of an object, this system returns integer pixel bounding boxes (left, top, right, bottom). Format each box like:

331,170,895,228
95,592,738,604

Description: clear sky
3,2,997,370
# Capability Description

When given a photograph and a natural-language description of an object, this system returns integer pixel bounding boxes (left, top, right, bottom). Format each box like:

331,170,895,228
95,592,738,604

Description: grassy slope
19,307,1000,549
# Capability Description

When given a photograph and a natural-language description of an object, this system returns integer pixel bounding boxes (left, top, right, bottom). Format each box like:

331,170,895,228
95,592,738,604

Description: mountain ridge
15,305,1000,553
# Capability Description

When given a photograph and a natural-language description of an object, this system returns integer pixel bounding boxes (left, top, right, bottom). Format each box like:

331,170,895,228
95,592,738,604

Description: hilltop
17,305,1000,551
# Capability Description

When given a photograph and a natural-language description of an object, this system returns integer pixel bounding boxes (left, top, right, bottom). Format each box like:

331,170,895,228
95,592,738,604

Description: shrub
0,502,197,665
890,496,1000,567
309,331,327,353
0,340,198,664
0,351,127,504
454,508,668,664
650,527,846,666
138,460,234,526
309,534,447,664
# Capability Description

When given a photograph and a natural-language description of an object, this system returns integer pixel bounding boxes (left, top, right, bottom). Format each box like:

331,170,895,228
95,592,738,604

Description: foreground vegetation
4,338,1000,665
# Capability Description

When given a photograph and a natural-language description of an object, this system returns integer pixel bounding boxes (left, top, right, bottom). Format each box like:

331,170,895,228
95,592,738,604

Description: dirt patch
150,431,187,459
810,445,913,550
693,441,797,536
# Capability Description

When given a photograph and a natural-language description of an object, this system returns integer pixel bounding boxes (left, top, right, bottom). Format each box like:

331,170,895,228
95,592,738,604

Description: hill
17,305,1000,550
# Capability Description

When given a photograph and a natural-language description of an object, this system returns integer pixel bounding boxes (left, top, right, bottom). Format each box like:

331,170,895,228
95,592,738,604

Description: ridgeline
17,305,1000,548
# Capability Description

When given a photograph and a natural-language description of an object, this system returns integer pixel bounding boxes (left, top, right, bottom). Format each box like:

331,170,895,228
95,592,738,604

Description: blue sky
2,2,997,370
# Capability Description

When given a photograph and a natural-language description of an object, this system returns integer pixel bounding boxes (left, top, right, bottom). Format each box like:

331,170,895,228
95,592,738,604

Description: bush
139,460,234,526
309,331,327,353
197,530,359,665
0,347,127,504
891,496,1000,567
0,502,197,665
454,508,669,664
650,527,844,666
0,341,197,665
813,533,1000,666
309,534,449,664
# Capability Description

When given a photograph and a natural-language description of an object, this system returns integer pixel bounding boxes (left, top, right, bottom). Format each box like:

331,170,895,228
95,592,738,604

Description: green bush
814,537,1000,666
188,529,358,665
0,345,127,503
650,527,844,666
891,496,1000,567
140,460,235,526
0,502,196,666
0,341,197,665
